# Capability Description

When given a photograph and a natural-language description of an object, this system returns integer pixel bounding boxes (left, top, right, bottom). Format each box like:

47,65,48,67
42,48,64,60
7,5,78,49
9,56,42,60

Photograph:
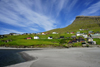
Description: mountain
46,16,100,33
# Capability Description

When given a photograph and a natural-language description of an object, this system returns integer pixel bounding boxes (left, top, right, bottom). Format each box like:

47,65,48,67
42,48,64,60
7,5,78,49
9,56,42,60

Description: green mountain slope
46,16,100,33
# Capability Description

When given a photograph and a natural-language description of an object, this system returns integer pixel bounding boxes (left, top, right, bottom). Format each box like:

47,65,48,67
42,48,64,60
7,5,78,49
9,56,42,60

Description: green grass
93,38,100,45
0,34,75,47
72,42,82,47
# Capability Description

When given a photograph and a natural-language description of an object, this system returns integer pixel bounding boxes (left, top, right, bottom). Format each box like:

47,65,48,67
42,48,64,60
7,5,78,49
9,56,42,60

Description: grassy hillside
46,16,100,33
0,34,74,47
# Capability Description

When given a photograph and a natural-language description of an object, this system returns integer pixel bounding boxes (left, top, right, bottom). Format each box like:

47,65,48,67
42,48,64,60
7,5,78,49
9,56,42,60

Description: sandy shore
2,47,100,67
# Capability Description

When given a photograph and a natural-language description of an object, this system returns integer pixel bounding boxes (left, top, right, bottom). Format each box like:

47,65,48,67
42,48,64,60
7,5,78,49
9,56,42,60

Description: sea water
0,49,27,67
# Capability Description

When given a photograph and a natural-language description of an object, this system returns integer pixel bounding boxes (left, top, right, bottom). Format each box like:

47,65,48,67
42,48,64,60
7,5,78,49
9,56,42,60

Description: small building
87,37,93,42
88,31,94,34
0,35,5,38
37,33,41,35
77,38,85,42
70,32,74,34
71,35,76,38
91,34,100,38
48,36,53,39
79,29,84,31
67,32,69,34
60,36,64,39
26,37,32,39
87,37,96,45
22,33,28,35
82,34,88,38
9,33,18,35
42,32,45,35
34,36,39,39
76,33,83,36
52,32,58,34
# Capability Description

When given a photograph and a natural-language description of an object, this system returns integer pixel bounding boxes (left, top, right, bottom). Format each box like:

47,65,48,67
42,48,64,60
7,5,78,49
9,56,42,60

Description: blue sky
0,0,100,34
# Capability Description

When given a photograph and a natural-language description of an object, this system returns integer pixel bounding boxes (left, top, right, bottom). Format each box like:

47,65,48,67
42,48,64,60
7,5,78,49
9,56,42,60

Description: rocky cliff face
76,16,100,19
72,16,100,28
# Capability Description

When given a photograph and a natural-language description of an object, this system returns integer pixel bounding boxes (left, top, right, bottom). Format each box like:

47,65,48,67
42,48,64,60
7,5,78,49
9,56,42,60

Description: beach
0,47,100,67
0,48,39,67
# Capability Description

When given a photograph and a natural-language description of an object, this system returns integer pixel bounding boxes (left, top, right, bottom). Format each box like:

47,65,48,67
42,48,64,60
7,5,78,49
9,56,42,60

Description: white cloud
80,1,100,15
0,0,57,34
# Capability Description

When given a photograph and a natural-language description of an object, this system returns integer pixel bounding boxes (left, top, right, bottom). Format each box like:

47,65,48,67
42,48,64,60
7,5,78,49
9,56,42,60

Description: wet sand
3,47,100,67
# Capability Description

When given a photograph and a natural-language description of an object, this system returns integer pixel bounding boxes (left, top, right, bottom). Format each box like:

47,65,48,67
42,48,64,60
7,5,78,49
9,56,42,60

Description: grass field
0,34,73,47
93,38,100,45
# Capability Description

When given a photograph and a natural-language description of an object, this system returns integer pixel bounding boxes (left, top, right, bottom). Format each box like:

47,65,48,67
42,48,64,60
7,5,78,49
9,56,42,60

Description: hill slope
47,16,100,33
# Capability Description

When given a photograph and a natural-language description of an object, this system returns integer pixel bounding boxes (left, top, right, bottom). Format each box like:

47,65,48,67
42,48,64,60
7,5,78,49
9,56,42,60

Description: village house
48,36,53,39
79,29,84,31
71,35,76,39
87,37,96,45
9,33,17,35
0,35,5,38
60,36,64,39
34,36,39,39
22,33,28,35
70,32,74,34
42,32,46,35
52,32,58,34
76,32,87,38
37,33,41,35
91,34,100,38
67,32,69,34
88,31,94,34
76,33,83,36
26,37,32,39
82,34,88,38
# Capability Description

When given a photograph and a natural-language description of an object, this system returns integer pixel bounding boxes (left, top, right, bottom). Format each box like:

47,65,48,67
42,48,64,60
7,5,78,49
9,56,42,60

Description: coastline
0,48,38,67
18,52,36,61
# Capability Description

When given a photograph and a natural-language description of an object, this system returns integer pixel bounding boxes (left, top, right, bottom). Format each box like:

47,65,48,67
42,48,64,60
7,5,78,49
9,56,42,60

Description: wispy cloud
67,0,78,12
80,1,100,15
0,0,57,34
0,0,100,34
55,0,66,17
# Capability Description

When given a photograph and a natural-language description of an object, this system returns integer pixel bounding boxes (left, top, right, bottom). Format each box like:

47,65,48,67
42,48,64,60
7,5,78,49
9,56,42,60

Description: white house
79,29,84,31
76,32,88,38
83,34,88,38
88,38,93,42
42,32,45,35
48,36,53,39
76,33,83,36
91,34,100,38
34,36,39,39
52,32,58,34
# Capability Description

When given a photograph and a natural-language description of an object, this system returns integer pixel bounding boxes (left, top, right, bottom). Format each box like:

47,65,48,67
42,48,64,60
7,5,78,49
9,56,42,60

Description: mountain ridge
46,16,100,33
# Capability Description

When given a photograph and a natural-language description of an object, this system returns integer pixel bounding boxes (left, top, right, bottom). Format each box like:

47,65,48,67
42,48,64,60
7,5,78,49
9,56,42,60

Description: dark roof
60,36,64,38
49,36,52,38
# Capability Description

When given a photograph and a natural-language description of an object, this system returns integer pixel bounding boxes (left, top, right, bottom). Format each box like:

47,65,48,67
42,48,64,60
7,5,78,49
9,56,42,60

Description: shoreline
2,47,100,67
0,48,38,67
0,44,100,50
18,52,37,61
